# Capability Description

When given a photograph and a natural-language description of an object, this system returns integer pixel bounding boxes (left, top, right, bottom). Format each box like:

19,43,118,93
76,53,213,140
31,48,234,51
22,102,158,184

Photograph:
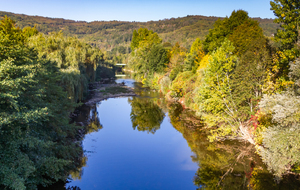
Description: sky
1,0,275,22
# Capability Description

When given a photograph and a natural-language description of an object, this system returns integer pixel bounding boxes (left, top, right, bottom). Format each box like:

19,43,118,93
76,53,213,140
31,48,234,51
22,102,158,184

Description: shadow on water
39,181,81,190
39,104,103,190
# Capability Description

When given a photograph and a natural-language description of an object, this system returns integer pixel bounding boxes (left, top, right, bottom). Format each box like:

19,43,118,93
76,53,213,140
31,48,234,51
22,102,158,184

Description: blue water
66,97,198,190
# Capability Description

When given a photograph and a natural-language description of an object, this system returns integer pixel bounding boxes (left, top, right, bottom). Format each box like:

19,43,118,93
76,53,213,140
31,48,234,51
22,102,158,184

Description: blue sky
1,0,275,22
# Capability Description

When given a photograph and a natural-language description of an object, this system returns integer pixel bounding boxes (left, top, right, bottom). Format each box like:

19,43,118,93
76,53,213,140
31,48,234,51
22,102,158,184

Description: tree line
128,0,300,179
0,16,114,189
0,11,279,66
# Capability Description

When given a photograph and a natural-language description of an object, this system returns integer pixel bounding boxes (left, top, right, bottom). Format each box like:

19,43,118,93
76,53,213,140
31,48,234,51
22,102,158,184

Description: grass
99,86,131,95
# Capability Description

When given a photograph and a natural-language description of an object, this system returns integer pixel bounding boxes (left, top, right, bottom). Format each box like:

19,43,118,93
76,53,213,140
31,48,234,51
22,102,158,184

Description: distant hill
0,11,279,52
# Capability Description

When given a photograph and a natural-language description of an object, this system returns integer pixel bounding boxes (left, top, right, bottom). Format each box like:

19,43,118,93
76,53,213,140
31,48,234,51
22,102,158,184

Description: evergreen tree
268,0,300,91
270,0,300,51
202,10,250,53
148,43,168,74
228,20,272,121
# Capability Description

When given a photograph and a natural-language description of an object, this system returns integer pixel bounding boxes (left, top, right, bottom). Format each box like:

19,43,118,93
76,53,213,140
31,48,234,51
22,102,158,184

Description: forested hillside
0,11,279,53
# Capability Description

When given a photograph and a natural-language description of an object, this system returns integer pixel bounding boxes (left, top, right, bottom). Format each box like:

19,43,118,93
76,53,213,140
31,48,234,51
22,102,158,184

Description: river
44,79,300,190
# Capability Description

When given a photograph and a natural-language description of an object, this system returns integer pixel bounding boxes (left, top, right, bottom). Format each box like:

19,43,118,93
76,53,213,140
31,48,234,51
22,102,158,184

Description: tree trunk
239,124,255,145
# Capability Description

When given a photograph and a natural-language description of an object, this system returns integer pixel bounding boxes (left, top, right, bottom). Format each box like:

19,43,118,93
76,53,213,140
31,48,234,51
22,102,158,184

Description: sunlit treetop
270,0,300,50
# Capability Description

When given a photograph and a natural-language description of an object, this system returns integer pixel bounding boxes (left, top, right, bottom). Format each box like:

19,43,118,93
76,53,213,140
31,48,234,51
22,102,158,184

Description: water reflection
86,105,103,134
116,78,161,98
129,96,165,134
39,181,81,190
165,103,300,190
39,105,102,190
42,79,300,189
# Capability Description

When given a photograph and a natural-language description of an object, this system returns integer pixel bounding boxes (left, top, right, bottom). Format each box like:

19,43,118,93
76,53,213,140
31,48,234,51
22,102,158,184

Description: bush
258,92,300,177
159,76,172,94
171,71,194,97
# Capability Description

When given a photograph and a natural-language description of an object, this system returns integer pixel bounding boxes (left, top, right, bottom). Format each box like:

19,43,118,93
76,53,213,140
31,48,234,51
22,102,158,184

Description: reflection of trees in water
39,181,81,190
41,105,102,190
67,187,81,190
129,97,165,134
72,104,103,135
133,82,161,98
69,155,87,181
69,106,102,181
86,106,103,134
166,103,300,190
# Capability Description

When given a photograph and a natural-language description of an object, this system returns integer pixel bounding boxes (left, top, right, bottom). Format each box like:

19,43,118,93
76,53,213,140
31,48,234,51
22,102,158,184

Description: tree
130,28,162,52
228,20,272,121
258,91,300,177
28,32,104,102
268,0,300,92
194,39,239,139
184,38,205,72
229,20,266,56
257,57,300,177
0,17,85,190
202,10,250,53
270,0,300,51
168,42,187,80
147,43,168,74
128,28,165,80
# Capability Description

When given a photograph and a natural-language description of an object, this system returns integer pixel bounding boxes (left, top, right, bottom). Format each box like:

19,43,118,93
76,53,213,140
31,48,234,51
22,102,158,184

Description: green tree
0,17,85,190
130,28,162,52
184,38,205,72
202,10,250,53
270,0,300,51
168,42,187,80
148,43,168,74
268,0,300,91
28,32,104,102
194,39,238,139
129,28,165,80
228,20,272,121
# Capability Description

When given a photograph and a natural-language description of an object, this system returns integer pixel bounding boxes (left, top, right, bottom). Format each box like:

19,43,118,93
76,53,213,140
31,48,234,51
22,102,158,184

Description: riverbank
41,80,139,189
85,80,137,106
45,78,300,190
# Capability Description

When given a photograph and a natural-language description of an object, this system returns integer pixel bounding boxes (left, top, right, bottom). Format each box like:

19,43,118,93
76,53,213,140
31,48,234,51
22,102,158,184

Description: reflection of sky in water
116,78,136,88
67,97,198,190
170,130,198,171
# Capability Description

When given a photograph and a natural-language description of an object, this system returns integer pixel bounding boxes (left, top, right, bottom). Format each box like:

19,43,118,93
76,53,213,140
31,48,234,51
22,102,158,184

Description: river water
48,79,300,190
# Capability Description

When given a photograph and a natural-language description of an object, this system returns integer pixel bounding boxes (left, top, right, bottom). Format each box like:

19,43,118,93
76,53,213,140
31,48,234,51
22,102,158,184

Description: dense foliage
128,28,168,80
128,3,300,180
28,32,105,102
1,0,300,186
0,11,279,65
165,103,300,190
0,16,107,189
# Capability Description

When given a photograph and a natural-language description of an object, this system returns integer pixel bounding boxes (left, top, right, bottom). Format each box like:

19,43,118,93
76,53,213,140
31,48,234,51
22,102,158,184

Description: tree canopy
0,16,104,189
